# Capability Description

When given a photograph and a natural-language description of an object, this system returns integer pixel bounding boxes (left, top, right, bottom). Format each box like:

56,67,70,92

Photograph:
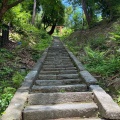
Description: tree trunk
0,7,8,21
0,0,24,21
32,0,36,25
81,0,91,27
48,24,56,35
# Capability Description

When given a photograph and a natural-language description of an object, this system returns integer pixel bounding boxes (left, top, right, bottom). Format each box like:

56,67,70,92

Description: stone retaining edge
90,85,120,119
63,43,98,86
80,70,98,86
1,48,48,120
66,48,85,71
60,40,84,72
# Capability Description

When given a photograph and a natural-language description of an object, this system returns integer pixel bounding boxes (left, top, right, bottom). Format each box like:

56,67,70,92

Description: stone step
48,49,66,51
42,65,74,68
47,54,69,55
23,103,98,120
43,62,73,65
28,92,93,105
35,79,82,86
49,118,104,120
44,60,72,62
42,67,77,71
46,56,70,58
47,57,70,59
45,58,73,63
45,58,71,60
38,74,79,80
43,64,74,66
32,84,87,93
40,70,78,74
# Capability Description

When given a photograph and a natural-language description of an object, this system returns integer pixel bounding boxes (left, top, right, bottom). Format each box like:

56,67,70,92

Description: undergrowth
0,26,52,116
62,19,120,105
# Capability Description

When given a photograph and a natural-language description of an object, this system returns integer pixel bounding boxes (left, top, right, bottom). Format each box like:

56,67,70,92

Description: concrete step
23,103,98,120
28,92,93,105
38,74,79,80
35,79,82,86
32,84,87,93
40,70,78,74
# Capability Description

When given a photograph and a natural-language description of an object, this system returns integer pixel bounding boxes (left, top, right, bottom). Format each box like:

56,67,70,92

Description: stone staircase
23,40,101,120
2,39,120,120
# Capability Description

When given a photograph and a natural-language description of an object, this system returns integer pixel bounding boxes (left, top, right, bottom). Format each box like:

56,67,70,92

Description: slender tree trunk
32,0,36,25
81,0,91,27
48,24,56,35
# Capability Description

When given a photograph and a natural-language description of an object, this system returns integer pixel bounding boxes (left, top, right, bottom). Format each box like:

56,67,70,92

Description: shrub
12,72,25,88
0,87,16,115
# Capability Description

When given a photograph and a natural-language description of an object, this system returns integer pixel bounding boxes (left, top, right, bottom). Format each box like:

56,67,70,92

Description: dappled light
0,0,120,119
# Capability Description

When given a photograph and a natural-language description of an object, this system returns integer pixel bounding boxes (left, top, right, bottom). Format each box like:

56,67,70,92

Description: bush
0,87,16,115
12,72,25,88
84,46,105,66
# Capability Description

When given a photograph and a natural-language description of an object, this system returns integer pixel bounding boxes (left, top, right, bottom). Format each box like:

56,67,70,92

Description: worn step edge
28,92,93,105
42,65,75,68
43,63,73,66
35,79,83,86
23,103,98,120
38,74,79,80
42,67,77,71
40,70,78,74
90,85,120,120
32,84,87,93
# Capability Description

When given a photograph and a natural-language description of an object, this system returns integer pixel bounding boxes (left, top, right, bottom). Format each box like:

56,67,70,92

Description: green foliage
0,0,53,117
60,28,73,38
109,19,120,43
41,0,65,29
86,57,120,77
64,6,73,28
33,37,52,51
84,46,105,66
71,9,83,30
0,49,14,60
12,72,25,88
0,87,16,115
0,67,14,80
88,35,107,50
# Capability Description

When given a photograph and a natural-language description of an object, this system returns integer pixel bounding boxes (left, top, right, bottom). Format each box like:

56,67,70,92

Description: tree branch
3,0,9,5
7,0,24,9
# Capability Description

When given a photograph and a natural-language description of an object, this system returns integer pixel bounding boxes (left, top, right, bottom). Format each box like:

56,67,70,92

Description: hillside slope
63,19,120,105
